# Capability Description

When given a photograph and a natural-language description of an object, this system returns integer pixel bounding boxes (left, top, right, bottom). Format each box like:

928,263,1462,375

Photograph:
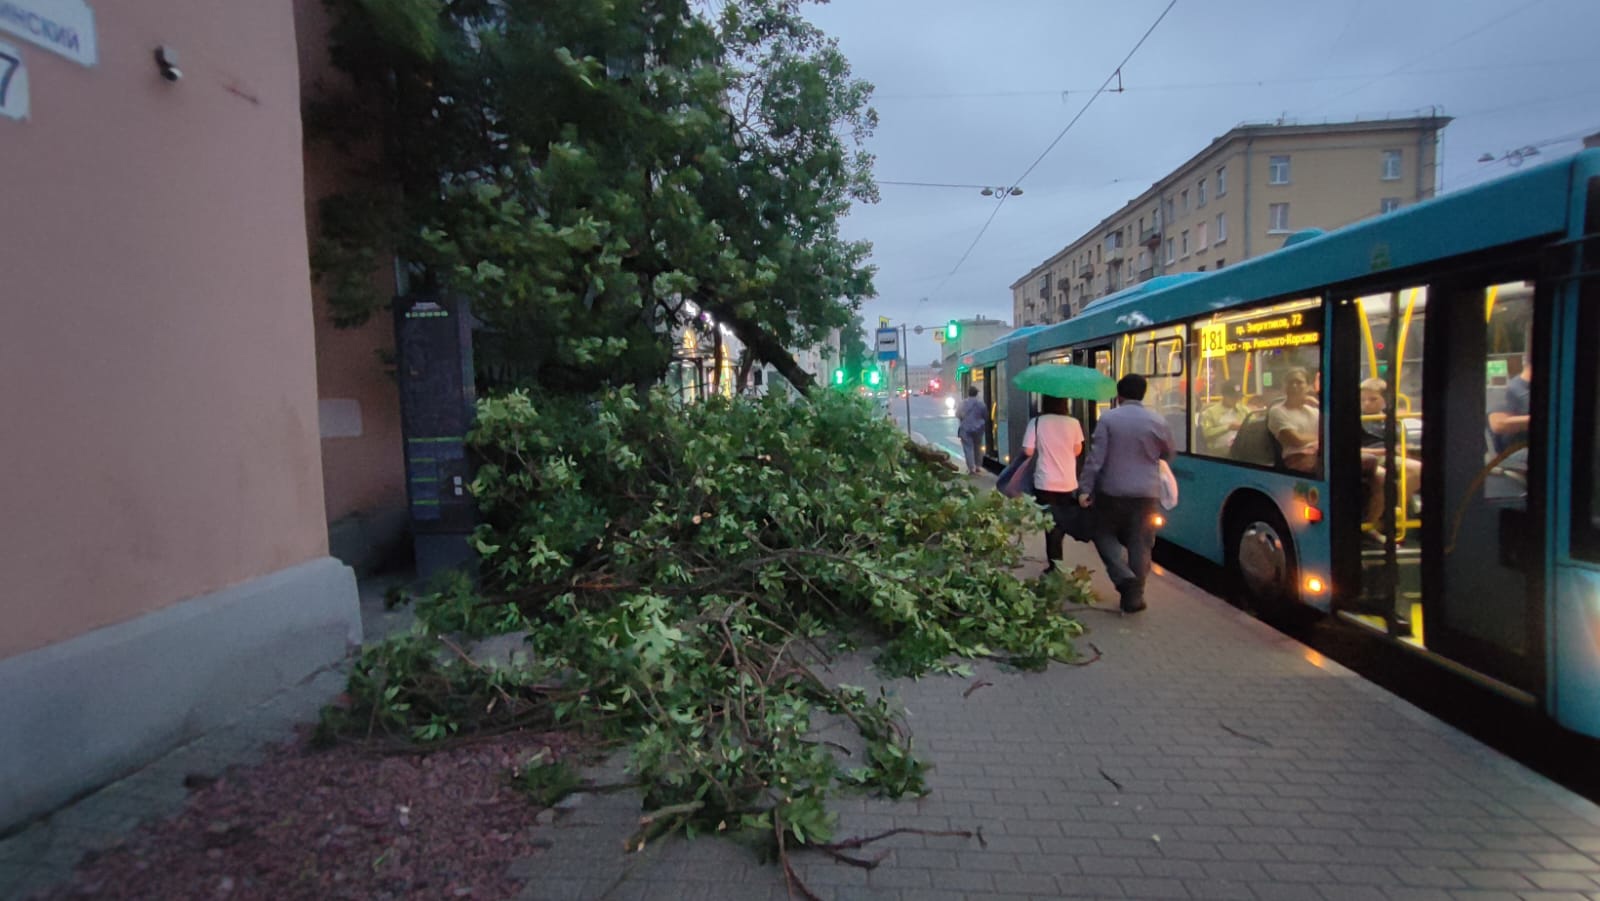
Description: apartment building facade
1012,116,1450,326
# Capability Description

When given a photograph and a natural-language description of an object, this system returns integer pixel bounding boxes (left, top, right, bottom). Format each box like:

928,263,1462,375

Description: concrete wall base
0,557,361,832
327,503,411,576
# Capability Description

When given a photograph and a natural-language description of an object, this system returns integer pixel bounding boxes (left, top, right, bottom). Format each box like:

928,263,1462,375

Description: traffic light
946,319,961,340
867,369,882,387
832,368,846,386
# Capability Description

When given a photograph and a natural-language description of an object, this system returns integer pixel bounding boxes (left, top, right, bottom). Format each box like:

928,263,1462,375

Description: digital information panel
1200,310,1320,358
394,295,477,577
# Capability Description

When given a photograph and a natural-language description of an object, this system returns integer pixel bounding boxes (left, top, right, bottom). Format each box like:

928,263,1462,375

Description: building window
1181,189,1190,214
1197,221,1208,251
1216,258,1225,269
1181,230,1190,257
1380,197,1401,214
1216,165,1227,196
1269,155,1291,185
1197,177,1207,208
1164,198,1175,224
1269,202,1290,232
1165,237,1175,264
1215,212,1227,243
1382,149,1403,181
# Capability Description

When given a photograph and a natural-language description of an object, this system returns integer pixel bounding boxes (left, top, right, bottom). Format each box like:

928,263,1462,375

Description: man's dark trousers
1090,494,1158,609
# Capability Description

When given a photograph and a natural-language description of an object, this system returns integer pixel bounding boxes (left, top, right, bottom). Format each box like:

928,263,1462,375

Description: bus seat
1230,411,1282,467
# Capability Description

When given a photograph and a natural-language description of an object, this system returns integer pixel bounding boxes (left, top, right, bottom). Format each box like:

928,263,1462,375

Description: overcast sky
800,0,1600,365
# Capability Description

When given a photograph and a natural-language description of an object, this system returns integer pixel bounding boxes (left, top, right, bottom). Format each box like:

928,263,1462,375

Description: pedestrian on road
1021,395,1085,574
956,388,988,475
1079,374,1174,613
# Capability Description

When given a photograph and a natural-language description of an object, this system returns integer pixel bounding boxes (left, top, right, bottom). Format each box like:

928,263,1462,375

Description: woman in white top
1022,395,1086,573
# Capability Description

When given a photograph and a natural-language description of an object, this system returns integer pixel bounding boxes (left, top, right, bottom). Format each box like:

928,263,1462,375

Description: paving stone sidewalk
519,524,1600,900
7,508,1600,901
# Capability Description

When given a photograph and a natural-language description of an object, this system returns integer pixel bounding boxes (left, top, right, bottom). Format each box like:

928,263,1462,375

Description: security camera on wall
155,46,182,82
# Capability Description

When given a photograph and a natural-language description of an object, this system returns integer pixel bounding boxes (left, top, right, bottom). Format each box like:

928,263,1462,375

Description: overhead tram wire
1303,0,1549,117
924,0,1179,304
874,58,1588,102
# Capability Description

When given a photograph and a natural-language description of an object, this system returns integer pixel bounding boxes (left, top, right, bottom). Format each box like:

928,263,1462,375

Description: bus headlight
944,396,957,415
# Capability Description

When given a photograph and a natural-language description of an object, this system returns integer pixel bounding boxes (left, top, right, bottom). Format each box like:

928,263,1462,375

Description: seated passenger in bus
1197,381,1250,454
1488,348,1532,473
1267,368,1320,474
1359,378,1422,537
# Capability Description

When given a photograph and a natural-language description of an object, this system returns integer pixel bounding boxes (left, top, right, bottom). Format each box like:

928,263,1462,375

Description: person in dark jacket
1079,374,1174,613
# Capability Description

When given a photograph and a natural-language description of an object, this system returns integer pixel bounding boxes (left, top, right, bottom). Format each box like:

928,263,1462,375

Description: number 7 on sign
0,43,29,121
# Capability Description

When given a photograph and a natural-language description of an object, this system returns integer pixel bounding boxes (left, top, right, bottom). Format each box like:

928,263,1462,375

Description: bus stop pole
902,324,913,437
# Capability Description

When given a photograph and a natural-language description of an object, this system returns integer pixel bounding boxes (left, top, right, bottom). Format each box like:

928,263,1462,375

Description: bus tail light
1304,575,1327,595
1301,502,1323,523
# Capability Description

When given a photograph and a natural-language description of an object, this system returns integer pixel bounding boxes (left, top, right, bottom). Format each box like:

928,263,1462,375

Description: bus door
1332,285,1430,636
1421,277,1545,692
1068,345,1115,447
982,364,1004,464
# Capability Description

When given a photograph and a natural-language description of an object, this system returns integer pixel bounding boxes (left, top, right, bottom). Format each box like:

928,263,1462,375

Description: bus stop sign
876,327,900,361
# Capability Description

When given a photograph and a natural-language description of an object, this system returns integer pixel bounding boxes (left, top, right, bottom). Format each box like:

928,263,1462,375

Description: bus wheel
1227,502,1297,614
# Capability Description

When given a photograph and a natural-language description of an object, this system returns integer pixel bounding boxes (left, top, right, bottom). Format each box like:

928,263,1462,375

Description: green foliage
309,0,879,394
324,392,1092,854
513,752,584,807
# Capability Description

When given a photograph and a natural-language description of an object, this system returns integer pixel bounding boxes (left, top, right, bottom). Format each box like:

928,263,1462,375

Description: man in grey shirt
956,388,988,474
1079,374,1174,613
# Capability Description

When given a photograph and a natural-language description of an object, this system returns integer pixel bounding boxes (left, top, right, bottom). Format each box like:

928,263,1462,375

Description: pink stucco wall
0,2,329,658
294,0,407,527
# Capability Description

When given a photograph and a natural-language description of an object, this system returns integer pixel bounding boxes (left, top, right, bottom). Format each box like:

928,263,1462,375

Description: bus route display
1200,308,1320,358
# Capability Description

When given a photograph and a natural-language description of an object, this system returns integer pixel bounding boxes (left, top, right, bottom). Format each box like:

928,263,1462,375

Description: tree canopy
310,0,879,395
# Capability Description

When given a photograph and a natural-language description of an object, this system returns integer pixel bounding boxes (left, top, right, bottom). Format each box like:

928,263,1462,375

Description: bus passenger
1079,374,1174,614
1488,348,1532,471
1022,395,1086,574
1268,368,1320,473
956,388,988,475
1359,378,1421,539
1197,382,1249,453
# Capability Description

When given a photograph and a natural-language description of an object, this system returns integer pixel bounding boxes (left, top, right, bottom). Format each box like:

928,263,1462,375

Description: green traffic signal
832,368,846,386
946,319,961,340
867,370,881,387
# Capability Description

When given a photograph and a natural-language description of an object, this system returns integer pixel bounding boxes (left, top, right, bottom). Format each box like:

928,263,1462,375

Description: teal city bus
965,149,1600,740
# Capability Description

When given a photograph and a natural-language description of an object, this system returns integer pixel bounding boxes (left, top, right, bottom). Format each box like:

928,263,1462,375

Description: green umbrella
1012,363,1117,401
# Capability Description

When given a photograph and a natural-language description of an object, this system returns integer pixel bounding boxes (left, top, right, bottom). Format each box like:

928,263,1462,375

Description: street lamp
979,186,1023,197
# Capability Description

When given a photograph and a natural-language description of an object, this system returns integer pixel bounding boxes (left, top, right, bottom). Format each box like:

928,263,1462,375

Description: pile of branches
319,389,1092,878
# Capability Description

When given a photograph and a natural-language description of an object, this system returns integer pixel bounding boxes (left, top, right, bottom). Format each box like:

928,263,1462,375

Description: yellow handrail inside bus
1394,287,1420,396
1360,412,1422,542
1484,283,1499,323
1356,299,1379,380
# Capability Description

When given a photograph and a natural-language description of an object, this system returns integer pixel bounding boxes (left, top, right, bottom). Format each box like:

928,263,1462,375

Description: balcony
1077,262,1094,280
1140,226,1161,247
1138,266,1155,282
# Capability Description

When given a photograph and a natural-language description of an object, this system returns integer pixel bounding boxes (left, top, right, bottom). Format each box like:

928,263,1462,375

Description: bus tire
1225,499,1298,616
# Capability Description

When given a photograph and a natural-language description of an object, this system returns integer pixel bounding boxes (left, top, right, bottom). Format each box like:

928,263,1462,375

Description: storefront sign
0,0,96,68
0,40,27,120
